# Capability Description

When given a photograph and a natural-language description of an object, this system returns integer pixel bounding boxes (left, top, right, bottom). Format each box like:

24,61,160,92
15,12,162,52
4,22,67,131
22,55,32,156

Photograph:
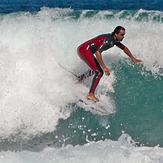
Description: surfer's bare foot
87,93,99,102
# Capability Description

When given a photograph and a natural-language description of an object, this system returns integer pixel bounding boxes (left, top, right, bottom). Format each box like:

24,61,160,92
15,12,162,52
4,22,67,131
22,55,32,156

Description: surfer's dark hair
111,26,125,36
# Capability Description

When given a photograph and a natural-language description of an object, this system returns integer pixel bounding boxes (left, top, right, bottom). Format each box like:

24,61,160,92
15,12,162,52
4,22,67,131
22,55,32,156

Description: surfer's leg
87,66,103,102
77,46,96,81
89,70,103,94
87,72,102,102
77,69,95,81
87,58,103,102
77,45,103,102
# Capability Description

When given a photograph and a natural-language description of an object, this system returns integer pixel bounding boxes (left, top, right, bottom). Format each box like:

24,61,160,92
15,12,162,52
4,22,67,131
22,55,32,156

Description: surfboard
77,96,114,115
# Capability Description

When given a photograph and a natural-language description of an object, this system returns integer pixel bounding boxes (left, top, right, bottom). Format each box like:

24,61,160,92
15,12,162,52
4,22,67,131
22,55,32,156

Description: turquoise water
110,61,163,146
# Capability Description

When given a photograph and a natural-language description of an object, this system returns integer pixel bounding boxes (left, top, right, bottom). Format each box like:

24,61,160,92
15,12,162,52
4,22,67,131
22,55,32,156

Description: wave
0,7,162,142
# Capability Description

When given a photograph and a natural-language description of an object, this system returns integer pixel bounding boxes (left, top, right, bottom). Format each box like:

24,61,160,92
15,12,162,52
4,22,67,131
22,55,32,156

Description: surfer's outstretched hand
132,58,142,64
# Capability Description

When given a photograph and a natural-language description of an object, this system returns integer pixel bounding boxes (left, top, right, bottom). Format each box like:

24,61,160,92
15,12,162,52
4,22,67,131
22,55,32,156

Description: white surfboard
77,96,114,115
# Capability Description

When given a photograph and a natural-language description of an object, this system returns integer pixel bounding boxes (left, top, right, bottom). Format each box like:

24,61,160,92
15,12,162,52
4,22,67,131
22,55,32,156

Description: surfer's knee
98,70,104,77
95,70,103,79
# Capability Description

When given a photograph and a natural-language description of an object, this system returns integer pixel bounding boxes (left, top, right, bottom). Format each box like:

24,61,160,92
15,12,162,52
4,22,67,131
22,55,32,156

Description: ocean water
0,0,163,163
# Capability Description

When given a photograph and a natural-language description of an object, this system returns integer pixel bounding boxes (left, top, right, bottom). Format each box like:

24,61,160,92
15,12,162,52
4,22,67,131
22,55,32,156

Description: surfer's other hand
104,67,111,76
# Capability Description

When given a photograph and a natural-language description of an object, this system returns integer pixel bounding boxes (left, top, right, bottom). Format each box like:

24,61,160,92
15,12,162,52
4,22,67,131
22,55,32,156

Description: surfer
77,26,142,102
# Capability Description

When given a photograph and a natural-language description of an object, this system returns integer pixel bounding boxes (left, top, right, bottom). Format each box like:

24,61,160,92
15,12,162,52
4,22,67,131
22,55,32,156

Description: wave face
0,8,162,161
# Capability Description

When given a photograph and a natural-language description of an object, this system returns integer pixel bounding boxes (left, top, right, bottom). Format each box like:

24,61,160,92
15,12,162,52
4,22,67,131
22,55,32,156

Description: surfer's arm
123,47,142,64
95,51,111,75
116,42,142,64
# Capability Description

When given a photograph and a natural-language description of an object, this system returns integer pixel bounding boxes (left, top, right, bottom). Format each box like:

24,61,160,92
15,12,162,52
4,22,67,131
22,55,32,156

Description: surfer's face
115,29,125,41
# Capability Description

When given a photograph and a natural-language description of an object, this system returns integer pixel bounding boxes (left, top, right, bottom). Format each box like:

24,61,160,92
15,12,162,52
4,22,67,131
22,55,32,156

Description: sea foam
0,134,163,163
